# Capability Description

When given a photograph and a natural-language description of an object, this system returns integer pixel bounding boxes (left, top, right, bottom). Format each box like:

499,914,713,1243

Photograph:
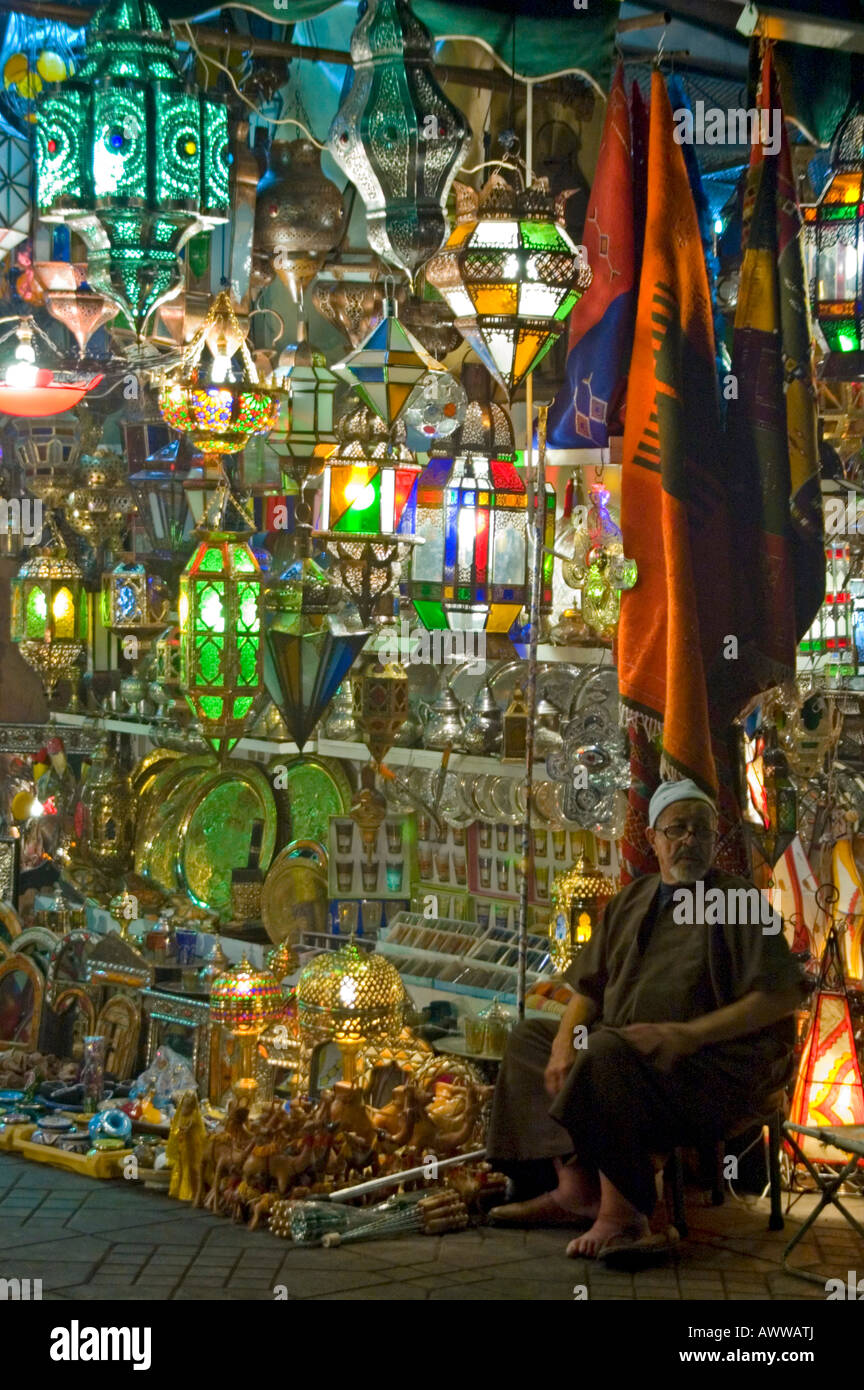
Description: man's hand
544,1032,577,1097
616,1022,699,1072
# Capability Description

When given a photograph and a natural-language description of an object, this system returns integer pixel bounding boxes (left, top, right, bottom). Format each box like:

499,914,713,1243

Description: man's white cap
648,779,717,829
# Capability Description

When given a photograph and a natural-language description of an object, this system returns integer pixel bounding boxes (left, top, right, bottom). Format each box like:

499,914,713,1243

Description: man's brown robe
487,871,804,1214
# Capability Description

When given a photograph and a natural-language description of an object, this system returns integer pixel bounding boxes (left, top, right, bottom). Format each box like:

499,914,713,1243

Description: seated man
487,778,805,1258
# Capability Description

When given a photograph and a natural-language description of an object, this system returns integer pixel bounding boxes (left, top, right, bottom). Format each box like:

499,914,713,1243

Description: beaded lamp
804,102,864,378
34,0,230,334
209,955,283,1084
427,175,592,398
296,942,405,1083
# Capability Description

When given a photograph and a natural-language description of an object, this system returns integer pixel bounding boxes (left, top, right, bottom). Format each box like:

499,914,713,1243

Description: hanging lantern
332,298,460,435
34,0,230,334
128,467,193,562
427,175,592,398
253,138,346,303
73,740,134,876
351,655,410,767
410,401,528,634
326,0,470,283
32,262,116,354
312,252,390,348
263,553,370,753
316,406,421,626
100,560,170,653
0,318,103,417
804,103,864,378
10,541,88,698
66,447,136,550
270,320,339,515
178,495,264,759
13,406,101,511
296,942,405,1083
550,851,618,973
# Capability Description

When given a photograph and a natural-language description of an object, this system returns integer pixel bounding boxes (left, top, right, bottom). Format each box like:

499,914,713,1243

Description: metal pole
328,1149,487,1202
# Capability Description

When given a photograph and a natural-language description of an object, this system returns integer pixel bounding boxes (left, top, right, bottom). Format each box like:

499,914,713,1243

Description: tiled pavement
0,1152,861,1300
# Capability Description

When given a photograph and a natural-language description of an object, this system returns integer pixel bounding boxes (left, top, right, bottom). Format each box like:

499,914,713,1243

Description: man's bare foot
565,1214,650,1258
554,1157,601,1211
488,1189,599,1227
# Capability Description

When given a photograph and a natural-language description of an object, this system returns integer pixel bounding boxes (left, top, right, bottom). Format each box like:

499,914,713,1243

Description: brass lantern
10,542,88,698
101,560,171,656
296,942,405,1084
550,853,618,973
209,955,284,1085
351,655,410,767
13,407,101,512
253,138,346,303
66,447,137,550
74,740,135,877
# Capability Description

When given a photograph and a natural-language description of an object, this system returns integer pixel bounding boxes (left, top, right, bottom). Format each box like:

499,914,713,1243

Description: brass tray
130,747,182,799
178,763,277,921
261,840,329,946
134,755,214,883
271,755,352,848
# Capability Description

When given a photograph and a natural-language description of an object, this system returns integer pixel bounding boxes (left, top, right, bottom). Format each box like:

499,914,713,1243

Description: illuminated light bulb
209,335,233,384
6,328,38,389
339,976,358,1007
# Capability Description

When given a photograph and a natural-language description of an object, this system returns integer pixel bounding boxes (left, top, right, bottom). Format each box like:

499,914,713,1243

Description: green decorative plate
178,764,277,920
134,755,214,884
273,756,352,848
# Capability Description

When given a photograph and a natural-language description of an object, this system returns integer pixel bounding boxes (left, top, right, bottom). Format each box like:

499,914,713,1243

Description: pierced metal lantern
74,740,134,876
804,103,864,378
410,401,528,634
427,175,593,397
34,0,230,333
66,447,136,550
253,137,346,303
550,855,618,973
178,512,264,759
316,406,421,626
158,291,280,460
296,941,404,1082
326,0,470,283
351,654,410,766
101,560,170,653
10,543,88,697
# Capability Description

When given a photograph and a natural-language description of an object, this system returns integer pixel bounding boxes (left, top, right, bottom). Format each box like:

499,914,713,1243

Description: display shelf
316,737,533,777
51,711,305,757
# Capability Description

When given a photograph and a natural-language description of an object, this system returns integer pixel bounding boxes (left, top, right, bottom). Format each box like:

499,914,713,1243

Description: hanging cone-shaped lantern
787,926,864,1163
332,294,455,433
263,550,371,751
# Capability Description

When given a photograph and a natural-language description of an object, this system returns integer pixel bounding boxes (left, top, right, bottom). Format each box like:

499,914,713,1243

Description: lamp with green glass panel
426,175,592,399
178,487,264,761
10,536,88,701
804,102,864,379
34,0,230,336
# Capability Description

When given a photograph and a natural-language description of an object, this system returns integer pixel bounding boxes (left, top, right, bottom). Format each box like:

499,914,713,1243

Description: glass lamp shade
350,654,410,765
210,955,283,1033
263,556,370,752
296,941,405,1045
332,308,451,431
66,447,136,549
129,468,193,557
13,409,101,509
410,400,528,633
178,530,264,758
326,0,470,282
100,560,170,648
804,105,864,376
426,175,592,397
272,321,338,484
10,545,88,696
34,0,230,333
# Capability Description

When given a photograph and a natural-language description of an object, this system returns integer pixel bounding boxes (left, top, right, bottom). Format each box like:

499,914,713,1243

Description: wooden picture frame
0,954,43,1049
95,993,141,1079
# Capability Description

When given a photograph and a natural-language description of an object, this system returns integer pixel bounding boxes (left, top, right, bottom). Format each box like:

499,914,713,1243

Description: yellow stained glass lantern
209,954,284,1083
178,498,264,759
427,175,592,398
550,853,618,973
10,542,88,698
296,942,405,1084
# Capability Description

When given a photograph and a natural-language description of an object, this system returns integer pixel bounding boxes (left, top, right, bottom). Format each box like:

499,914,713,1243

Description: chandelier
0,318,103,417
427,175,593,397
804,101,864,379
34,0,230,335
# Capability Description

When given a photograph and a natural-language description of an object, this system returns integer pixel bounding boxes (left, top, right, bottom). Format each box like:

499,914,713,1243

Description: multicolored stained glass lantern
263,554,370,752
209,954,284,1082
332,301,453,433
10,542,88,698
34,0,230,334
804,103,864,377
158,291,280,460
316,406,421,626
426,175,592,398
0,319,103,417
351,654,410,767
100,559,170,652
296,941,405,1082
178,503,264,759
326,0,470,284
410,401,529,634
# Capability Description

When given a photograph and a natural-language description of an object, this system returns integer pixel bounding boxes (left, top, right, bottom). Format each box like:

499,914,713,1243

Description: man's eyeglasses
655,822,716,843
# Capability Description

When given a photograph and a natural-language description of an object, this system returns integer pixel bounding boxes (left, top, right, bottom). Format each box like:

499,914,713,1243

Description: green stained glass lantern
804,103,864,378
178,510,264,759
326,0,470,284
410,400,529,634
10,542,89,698
34,0,230,335
427,175,592,398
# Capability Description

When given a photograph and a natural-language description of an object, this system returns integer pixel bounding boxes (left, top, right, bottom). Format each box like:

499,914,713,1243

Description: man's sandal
596,1226,681,1268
